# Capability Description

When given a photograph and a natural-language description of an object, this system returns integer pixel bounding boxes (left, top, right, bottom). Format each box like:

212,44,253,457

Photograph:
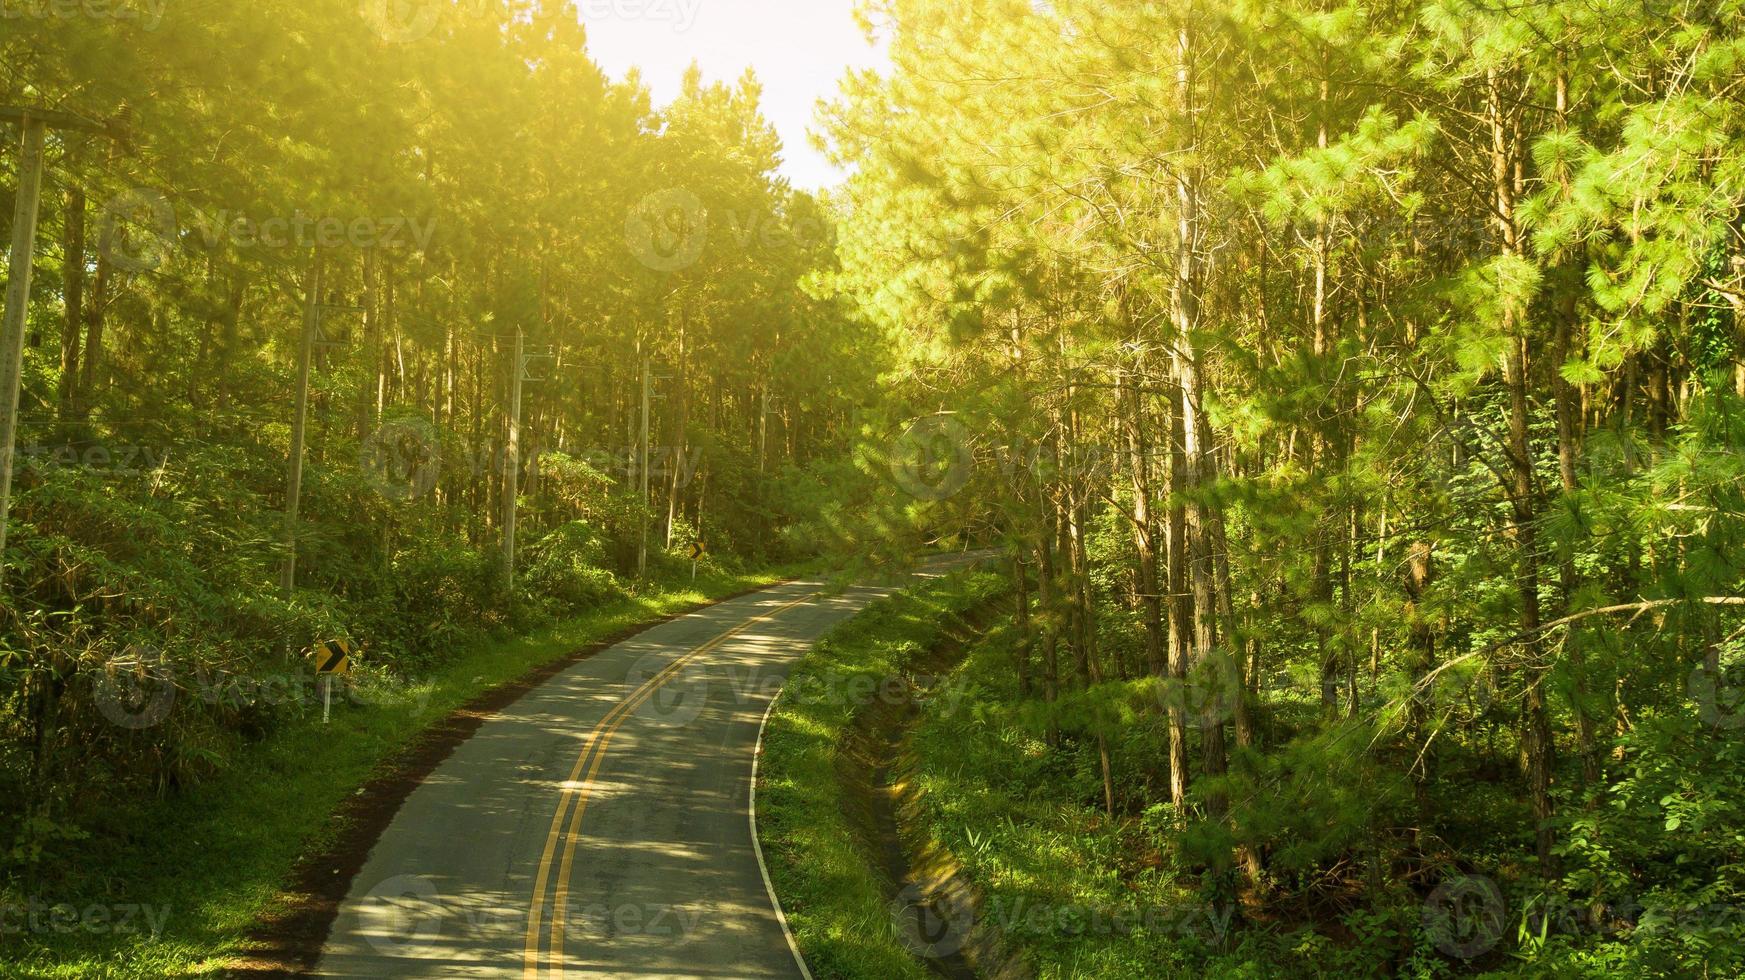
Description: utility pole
281,252,322,598
503,326,524,590
637,352,651,579
0,116,47,572
0,107,118,575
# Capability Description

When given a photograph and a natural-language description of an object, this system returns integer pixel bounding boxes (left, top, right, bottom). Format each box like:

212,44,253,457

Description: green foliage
521,522,626,613
1,0,896,906
821,0,1745,975
0,564,797,976
757,568,1005,980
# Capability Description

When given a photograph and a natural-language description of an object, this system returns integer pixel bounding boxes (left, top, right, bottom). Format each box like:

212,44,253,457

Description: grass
907,621,1215,979
0,563,802,979
754,566,1005,980
904,624,1481,979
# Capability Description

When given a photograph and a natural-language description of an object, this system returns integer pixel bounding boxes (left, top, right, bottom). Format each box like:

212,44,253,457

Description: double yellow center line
522,591,817,979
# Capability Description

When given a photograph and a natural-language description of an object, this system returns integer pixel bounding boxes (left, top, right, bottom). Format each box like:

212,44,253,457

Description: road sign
312,638,354,725
689,541,706,561
313,638,352,676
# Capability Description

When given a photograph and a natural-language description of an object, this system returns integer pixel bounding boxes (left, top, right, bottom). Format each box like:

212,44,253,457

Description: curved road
316,557,976,978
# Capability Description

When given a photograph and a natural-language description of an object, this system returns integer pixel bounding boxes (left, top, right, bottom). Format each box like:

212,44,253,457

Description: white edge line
751,683,815,980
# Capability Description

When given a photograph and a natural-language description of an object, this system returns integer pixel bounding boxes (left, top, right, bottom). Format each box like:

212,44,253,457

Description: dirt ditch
832,599,1031,980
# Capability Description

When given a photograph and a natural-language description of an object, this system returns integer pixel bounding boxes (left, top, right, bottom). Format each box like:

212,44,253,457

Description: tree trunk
1037,490,1063,748
58,185,85,420
1126,368,1167,679
1013,552,1033,697
1491,69,1556,867
1552,69,1601,790
80,245,110,413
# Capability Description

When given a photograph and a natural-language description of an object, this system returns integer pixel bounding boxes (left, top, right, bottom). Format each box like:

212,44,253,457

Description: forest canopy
0,0,893,880
5,0,1745,976
822,0,1745,974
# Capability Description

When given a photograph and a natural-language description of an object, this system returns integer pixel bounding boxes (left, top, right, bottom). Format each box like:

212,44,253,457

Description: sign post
689,540,706,582
312,639,353,724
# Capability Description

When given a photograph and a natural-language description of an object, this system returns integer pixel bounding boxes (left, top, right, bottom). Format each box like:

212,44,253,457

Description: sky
577,0,890,192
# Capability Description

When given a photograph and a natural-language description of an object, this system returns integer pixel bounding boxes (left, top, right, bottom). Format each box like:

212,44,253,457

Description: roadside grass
907,626,1470,979
908,621,1218,978
0,564,801,979
755,566,1005,980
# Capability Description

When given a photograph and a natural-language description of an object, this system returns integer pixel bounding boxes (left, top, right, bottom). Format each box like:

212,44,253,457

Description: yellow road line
521,658,683,977
546,592,817,978
545,663,676,974
523,591,817,979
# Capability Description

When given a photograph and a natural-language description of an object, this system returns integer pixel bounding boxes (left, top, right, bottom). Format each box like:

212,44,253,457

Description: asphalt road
316,557,978,979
